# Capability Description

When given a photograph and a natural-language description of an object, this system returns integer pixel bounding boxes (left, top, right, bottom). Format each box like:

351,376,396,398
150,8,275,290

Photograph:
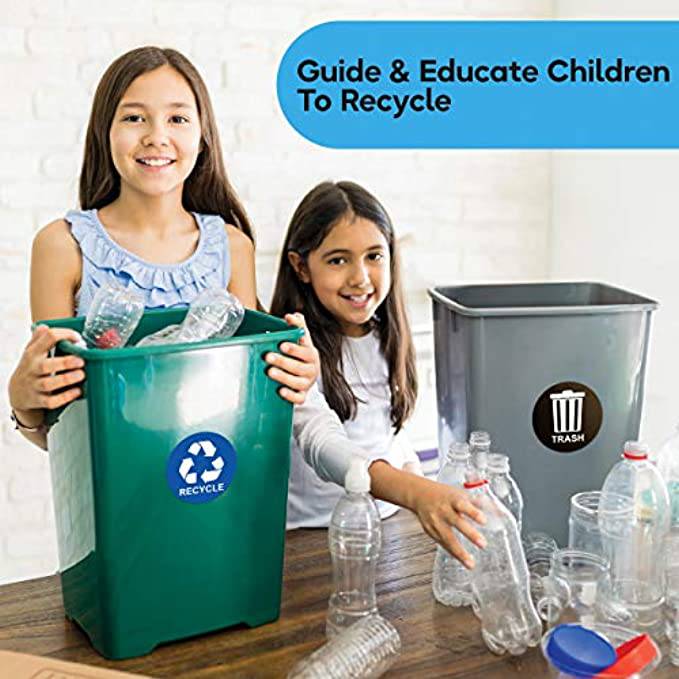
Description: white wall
552,0,679,445
0,0,553,584
550,153,679,446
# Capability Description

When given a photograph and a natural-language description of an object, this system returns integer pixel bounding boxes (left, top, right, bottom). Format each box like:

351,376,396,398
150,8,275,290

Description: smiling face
292,215,391,337
108,65,202,200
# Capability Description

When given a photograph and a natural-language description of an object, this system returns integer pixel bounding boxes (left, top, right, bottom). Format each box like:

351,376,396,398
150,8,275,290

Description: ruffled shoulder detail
66,209,229,310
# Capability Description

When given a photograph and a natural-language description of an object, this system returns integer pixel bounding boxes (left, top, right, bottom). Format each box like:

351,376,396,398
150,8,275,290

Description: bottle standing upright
326,458,382,638
464,479,542,656
469,430,491,478
598,440,670,634
432,443,474,606
652,424,679,637
487,453,524,535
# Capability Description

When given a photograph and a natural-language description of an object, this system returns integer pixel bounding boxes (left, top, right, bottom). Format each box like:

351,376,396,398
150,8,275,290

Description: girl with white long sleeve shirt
271,181,486,568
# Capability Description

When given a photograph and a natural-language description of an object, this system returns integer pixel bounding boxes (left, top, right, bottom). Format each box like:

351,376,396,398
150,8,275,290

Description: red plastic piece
463,479,488,489
593,634,657,678
95,328,122,349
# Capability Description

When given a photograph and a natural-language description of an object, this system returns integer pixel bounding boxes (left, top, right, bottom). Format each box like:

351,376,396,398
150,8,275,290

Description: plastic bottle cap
345,458,371,493
623,440,649,460
593,634,658,678
463,479,488,489
546,625,616,676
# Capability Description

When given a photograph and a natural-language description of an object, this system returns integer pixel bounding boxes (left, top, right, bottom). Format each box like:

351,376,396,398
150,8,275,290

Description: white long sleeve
292,382,379,486
287,331,410,528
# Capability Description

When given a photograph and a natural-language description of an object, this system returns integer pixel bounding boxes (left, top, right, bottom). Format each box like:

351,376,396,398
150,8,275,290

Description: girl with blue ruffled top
8,47,318,450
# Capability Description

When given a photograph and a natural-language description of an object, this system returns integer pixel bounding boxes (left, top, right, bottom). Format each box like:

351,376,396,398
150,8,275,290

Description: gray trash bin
429,282,658,544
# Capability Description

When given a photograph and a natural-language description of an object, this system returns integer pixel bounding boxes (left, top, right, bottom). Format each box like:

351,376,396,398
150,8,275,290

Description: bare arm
224,225,319,404
225,224,257,309
8,220,83,449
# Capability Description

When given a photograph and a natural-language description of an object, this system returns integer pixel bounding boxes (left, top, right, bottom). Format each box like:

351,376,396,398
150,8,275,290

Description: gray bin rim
428,281,658,318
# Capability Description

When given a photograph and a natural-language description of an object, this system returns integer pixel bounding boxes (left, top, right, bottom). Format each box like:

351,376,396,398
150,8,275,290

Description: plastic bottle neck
447,452,471,465
623,451,648,461
487,453,510,475
622,440,649,461
346,489,369,498
463,479,488,490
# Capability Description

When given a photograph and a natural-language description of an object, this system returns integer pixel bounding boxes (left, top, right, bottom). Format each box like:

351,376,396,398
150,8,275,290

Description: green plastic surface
40,308,302,659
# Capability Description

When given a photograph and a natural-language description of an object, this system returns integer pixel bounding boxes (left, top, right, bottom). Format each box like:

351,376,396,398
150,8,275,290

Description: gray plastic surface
429,282,658,544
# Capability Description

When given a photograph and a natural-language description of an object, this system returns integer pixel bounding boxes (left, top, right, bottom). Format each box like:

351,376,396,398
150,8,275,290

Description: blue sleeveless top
65,209,231,316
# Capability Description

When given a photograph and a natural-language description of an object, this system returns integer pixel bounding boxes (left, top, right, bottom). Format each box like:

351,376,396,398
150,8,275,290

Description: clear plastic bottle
487,453,524,535
189,288,244,341
522,531,558,608
469,430,491,477
432,442,474,607
653,423,679,513
82,284,144,349
326,458,382,638
598,440,670,634
653,423,679,635
137,288,244,347
464,478,542,656
671,597,679,667
287,614,401,679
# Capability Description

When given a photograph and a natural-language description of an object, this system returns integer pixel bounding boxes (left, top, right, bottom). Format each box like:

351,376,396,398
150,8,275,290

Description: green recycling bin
40,307,302,659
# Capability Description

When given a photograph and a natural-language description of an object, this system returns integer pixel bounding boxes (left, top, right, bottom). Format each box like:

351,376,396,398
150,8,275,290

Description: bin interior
434,282,655,312
37,306,294,353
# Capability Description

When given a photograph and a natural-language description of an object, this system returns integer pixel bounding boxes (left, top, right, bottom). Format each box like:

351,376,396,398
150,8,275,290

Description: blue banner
276,21,679,148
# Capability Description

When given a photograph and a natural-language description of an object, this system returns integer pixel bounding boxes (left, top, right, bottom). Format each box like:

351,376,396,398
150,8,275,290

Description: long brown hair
271,181,417,432
79,46,254,242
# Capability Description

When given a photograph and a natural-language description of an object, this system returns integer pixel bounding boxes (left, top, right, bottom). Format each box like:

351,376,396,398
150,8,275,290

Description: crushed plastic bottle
137,288,244,347
82,284,144,349
288,614,401,678
326,458,382,638
487,452,524,535
465,478,542,656
598,440,670,634
432,442,474,607
469,430,491,477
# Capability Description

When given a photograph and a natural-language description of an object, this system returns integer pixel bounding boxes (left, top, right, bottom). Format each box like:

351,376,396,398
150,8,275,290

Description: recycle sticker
532,381,603,453
166,432,237,504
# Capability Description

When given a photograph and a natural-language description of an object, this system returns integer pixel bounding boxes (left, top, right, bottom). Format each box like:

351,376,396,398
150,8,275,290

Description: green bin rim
33,307,304,360
428,281,659,318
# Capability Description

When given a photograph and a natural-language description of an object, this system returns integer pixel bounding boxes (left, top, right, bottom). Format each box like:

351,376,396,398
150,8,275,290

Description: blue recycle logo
166,432,237,504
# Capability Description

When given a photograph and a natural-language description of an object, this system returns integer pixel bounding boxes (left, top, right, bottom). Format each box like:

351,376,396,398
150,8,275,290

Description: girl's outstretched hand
408,476,487,569
8,325,86,419
264,312,320,405
369,460,486,570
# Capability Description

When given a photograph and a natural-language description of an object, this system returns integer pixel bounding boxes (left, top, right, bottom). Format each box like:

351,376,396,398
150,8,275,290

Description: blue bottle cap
546,624,616,676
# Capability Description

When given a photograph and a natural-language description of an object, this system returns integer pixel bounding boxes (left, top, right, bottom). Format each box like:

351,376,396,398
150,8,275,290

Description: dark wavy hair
271,181,417,431
79,46,254,243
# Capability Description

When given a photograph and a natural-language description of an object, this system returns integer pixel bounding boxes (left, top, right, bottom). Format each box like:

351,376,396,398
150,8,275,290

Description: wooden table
0,510,673,677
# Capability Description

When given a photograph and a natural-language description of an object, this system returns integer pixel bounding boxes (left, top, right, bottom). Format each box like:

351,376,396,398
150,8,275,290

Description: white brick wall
1,0,552,585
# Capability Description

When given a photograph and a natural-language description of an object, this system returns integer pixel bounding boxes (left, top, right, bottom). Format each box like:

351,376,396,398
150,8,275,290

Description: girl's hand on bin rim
409,476,487,570
264,312,320,405
8,325,86,417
